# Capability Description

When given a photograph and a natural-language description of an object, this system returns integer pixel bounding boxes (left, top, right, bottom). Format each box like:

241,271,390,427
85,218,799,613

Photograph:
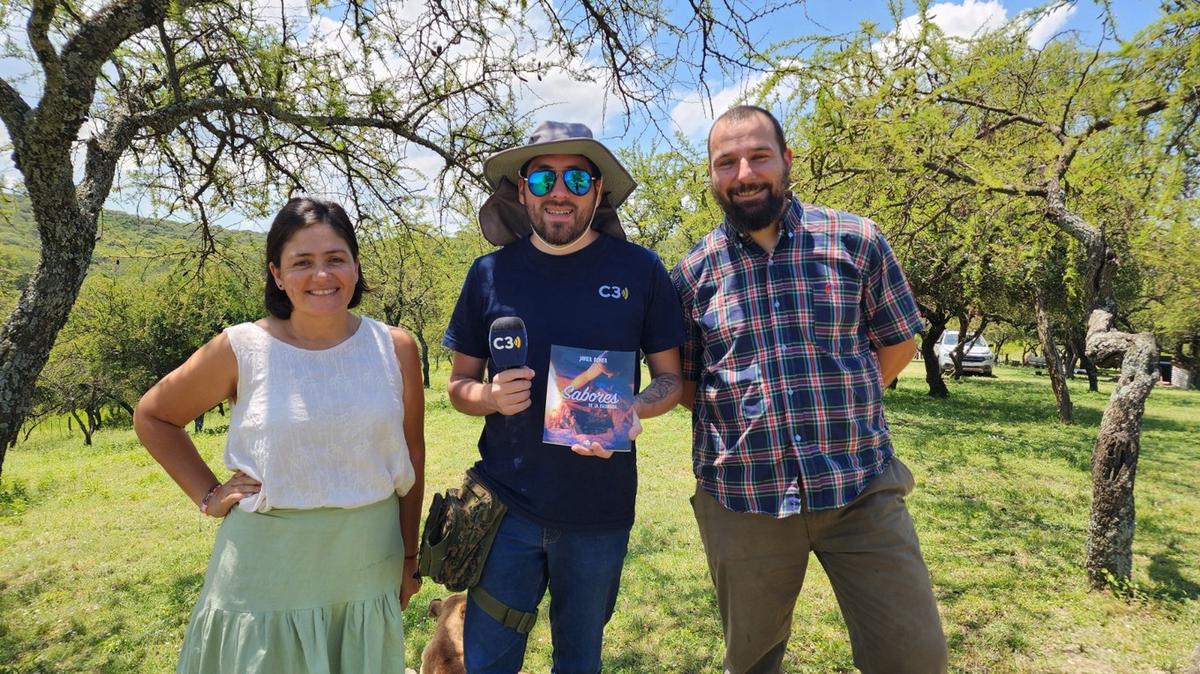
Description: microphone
488,316,528,371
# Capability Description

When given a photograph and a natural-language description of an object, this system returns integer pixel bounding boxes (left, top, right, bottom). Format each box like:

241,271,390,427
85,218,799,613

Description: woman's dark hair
264,197,368,319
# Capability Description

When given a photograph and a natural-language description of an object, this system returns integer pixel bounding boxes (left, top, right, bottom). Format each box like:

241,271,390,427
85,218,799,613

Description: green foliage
359,223,491,380
1130,215,1200,352
618,142,720,267
0,478,30,517
25,243,264,442
758,3,1199,360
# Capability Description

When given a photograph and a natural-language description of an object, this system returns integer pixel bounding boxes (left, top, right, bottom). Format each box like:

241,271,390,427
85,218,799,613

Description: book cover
543,345,637,452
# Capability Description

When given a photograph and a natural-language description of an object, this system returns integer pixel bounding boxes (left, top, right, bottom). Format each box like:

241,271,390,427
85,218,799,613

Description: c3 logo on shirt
492,335,522,350
598,285,629,300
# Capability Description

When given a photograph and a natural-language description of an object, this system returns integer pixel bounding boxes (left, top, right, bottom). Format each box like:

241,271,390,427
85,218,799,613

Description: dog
412,593,532,674
420,594,468,674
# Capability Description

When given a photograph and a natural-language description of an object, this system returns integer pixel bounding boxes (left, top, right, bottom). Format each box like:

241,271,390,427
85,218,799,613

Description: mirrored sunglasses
524,168,596,197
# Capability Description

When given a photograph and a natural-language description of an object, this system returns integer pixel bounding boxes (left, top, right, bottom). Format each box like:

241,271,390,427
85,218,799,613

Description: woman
135,197,425,673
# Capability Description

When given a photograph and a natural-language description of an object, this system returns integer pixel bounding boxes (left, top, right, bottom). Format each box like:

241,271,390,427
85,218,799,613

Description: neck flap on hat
477,177,625,247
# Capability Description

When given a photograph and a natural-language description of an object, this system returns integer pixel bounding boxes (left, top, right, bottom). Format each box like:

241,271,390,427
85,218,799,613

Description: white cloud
668,57,809,141
669,73,773,139
895,0,1078,49
923,0,1008,39
1025,2,1077,49
516,65,618,134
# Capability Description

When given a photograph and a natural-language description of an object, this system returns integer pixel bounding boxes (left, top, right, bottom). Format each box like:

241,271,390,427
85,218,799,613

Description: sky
0,0,1167,230
658,0,1160,144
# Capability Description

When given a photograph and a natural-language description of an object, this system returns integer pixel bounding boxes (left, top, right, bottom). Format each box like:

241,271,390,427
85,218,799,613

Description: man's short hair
707,105,788,157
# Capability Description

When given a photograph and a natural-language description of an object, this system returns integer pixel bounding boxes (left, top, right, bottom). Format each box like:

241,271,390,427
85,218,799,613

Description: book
543,345,637,452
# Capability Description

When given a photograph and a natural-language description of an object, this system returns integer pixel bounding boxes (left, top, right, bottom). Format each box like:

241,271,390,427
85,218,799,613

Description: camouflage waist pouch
417,468,507,592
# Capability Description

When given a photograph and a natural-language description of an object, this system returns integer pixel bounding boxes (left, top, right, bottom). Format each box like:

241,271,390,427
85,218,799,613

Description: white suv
936,332,995,376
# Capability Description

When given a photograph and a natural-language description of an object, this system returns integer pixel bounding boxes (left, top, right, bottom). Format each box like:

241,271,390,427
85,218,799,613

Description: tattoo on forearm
635,373,681,407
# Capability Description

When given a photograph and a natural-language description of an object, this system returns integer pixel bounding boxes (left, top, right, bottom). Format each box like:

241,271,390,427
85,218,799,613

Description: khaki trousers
692,458,948,674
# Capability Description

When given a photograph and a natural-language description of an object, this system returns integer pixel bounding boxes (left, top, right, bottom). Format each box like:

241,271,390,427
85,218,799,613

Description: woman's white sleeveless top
222,317,415,512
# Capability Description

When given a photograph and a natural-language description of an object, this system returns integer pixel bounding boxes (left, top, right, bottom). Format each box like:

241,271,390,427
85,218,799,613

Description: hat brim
483,138,636,209
478,177,626,247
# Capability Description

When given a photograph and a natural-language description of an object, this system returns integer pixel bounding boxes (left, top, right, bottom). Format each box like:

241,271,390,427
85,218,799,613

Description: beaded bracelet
199,483,221,515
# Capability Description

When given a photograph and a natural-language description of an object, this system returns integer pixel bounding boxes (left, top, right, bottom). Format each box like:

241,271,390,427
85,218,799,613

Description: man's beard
528,200,593,246
713,180,788,234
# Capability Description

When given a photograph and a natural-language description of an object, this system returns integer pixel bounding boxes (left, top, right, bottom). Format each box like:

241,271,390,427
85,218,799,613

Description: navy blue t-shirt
443,234,685,531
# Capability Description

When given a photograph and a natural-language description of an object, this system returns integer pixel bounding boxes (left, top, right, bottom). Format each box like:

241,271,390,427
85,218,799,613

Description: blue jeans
463,510,631,674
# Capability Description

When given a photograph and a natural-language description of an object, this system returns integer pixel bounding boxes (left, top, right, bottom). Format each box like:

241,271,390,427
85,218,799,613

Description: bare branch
127,96,484,185
936,94,1065,140
0,78,31,140
45,0,204,128
921,159,1047,197
28,0,63,94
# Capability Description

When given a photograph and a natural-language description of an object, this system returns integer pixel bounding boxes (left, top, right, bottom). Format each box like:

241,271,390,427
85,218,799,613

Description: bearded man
443,121,684,674
670,105,949,674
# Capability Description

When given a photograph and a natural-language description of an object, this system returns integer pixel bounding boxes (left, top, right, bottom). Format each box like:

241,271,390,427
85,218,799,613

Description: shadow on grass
169,572,205,616
1147,552,1200,602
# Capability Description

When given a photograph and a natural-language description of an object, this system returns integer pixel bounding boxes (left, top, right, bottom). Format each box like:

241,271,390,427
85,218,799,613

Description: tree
360,223,482,388
27,260,261,444
1131,215,1200,387
764,3,1199,587
0,0,796,478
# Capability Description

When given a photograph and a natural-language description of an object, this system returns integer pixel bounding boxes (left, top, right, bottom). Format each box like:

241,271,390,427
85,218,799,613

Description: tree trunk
921,323,948,398
1083,309,1159,589
1173,343,1197,390
70,409,93,446
1070,326,1099,392
109,397,135,416
1173,364,1194,390
1062,339,1078,379
0,205,97,477
1036,289,1073,423
415,331,431,389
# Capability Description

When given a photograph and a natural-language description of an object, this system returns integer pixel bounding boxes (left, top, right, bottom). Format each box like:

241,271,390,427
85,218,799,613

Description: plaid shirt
671,198,923,515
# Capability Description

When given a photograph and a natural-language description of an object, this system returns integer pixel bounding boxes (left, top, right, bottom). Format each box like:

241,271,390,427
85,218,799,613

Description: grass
1,362,1198,673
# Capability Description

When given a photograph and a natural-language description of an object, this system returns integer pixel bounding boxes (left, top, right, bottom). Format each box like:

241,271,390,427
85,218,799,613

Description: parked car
936,332,996,376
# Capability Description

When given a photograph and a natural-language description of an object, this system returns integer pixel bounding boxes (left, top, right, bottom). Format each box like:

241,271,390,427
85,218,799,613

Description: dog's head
428,593,467,625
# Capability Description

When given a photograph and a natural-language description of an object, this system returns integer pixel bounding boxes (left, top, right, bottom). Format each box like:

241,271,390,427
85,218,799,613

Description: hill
0,194,263,310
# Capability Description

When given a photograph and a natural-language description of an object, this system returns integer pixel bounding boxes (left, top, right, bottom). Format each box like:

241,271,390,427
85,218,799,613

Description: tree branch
0,78,31,141
28,0,63,95
921,159,1047,197
937,93,1066,140
1076,86,1200,147
127,96,484,184
43,0,203,131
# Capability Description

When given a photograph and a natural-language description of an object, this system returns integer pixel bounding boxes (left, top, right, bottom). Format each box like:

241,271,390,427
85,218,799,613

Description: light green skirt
177,495,406,674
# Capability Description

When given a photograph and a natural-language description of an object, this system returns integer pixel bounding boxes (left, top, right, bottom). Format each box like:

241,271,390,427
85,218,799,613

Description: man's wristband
199,483,221,515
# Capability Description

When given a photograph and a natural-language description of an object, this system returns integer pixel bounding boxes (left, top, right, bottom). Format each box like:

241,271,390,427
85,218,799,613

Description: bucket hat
478,121,636,246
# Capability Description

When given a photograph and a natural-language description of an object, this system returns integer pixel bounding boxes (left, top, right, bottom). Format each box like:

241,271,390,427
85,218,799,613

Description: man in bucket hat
443,121,685,673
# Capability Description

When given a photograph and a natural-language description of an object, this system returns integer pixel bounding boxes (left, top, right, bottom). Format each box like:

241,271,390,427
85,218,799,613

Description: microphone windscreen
488,316,528,370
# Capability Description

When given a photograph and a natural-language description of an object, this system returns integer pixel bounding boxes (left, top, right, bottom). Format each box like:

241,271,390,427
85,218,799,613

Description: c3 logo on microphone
492,335,522,350
598,285,629,300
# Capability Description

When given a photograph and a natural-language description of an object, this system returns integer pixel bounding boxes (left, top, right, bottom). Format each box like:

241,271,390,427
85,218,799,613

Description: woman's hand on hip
205,470,261,518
